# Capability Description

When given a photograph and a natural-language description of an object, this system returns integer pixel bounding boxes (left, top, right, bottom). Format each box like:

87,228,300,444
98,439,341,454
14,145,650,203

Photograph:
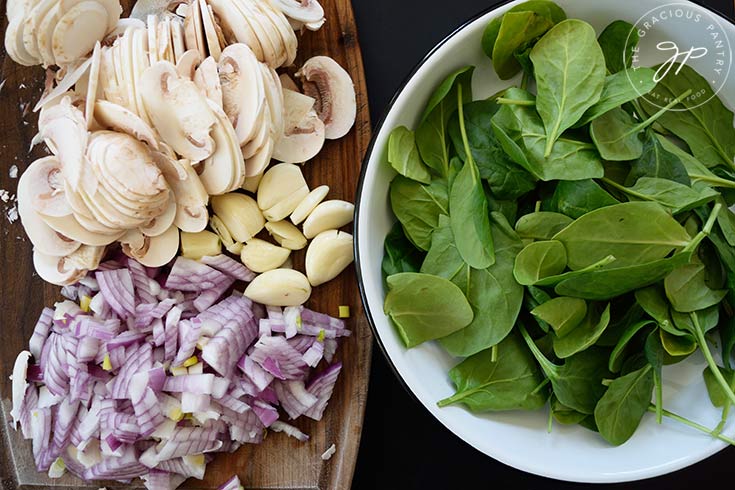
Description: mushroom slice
140,60,217,161
103,17,146,42
279,73,299,92
296,56,356,140
175,49,202,80
36,2,62,67
18,163,81,257
131,28,153,125
60,0,123,32
257,0,297,67
271,109,325,164
38,96,89,191
231,0,282,67
207,0,264,60
34,249,88,286
122,225,179,267
157,15,175,63
147,13,160,64
94,100,159,149
52,1,109,65
33,56,94,112
170,16,186,63
245,138,274,178
194,56,223,107
23,156,72,218
139,194,177,237
261,64,284,141
219,43,265,146
23,0,55,63
4,16,39,66
183,0,205,57
240,107,269,159
43,213,123,246
304,18,326,31
154,153,210,233
272,0,324,25
85,42,103,128
199,100,245,195
198,0,221,61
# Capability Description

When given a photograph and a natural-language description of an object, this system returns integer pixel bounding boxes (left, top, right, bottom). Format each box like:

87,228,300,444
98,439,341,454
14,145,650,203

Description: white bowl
355,0,735,483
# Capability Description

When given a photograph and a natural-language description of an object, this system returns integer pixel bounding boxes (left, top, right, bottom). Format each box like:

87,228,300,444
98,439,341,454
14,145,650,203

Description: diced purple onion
201,255,255,282
218,474,243,490
304,363,343,421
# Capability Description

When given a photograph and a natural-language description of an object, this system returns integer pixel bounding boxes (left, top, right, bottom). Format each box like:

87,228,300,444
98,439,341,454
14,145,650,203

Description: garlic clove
262,185,309,222
210,192,265,243
256,163,307,211
240,238,290,273
265,220,307,250
243,268,311,306
302,199,354,239
305,229,354,286
290,185,328,225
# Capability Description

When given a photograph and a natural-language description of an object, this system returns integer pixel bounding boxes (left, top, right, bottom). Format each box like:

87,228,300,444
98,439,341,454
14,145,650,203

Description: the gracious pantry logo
625,3,732,110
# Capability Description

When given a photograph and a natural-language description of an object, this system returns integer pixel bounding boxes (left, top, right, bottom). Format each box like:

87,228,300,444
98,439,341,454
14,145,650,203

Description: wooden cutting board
0,0,373,488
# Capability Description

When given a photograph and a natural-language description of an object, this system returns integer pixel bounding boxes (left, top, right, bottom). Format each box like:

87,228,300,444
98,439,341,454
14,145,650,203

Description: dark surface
350,0,735,488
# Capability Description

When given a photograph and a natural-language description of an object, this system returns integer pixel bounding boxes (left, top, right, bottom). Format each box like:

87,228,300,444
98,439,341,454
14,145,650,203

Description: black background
350,0,735,489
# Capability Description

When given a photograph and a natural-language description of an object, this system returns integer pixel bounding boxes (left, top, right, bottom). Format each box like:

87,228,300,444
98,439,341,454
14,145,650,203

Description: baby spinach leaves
531,20,606,156
389,175,448,251
387,126,431,184
513,240,567,285
597,20,638,74
382,222,424,279
595,365,654,445
384,273,473,348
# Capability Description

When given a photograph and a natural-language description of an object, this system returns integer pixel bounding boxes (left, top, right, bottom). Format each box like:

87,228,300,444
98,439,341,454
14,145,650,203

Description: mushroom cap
272,0,324,24
218,43,264,146
121,224,179,267
22,156,72,218
296,55,356,140
94,99,159,149
153,152,210,233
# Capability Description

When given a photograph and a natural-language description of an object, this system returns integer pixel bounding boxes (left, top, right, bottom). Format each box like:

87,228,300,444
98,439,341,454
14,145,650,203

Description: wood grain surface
0,0,372,488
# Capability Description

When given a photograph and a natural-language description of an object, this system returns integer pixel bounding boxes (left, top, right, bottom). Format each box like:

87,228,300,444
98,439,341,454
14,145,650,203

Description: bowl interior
356,0,735,483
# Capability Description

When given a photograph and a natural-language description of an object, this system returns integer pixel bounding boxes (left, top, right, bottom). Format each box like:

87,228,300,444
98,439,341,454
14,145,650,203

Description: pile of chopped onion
10,255,348,489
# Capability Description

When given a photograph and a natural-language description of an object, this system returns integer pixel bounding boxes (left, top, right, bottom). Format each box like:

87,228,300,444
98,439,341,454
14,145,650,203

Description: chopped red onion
201,255,255,282
218,474,243,490
30,308,53,359
250,336,307,380
269,421,309,442
273,381,317,420
304,363,343,421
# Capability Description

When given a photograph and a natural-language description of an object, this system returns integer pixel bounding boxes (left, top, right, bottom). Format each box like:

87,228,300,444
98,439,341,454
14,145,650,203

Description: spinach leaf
491,88,604,181
594,365,654,445
609,320,656,372
575,68,657,127
438,332,548,411
481,0,567,58
657,135,735,189
590,107,645,161
448,100,536,199
552,202,691,270
605,177,718,214
671,306,720,336
531,296,587,338
704,366,735,407
716,200,735,247
416,66,474,176
553,303,612,358
640,63,735,169
389,175,449,250
521,326,610,414
550,179,619,219
627,132,691,186
526,286,553,333
660,328,697,357
513,240,567,285
515,211,572,241
597,20,638,74
531,19,606,156
449,91,495,269
440,213,524,356
486,192,519,225
645,329,665,422
635,286,676,333
420,215,464,280
382,222,425,279
492,11,554,80
551,396,588,425
384,272,474,348
664,264,727,313
387,126,432,184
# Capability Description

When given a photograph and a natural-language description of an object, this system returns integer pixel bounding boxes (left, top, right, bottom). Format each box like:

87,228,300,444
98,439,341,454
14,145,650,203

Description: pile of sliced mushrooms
6,0,358,303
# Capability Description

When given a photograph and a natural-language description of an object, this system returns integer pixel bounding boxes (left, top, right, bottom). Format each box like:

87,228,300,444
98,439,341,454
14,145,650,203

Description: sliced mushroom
139,194,177,237
33,247,93,286
94,100,159,149
36,3,62,67
272,0,324,25
305,229,353,286
147,13,160,63
198,100,245,195
271,108,325,164
52,1,109,65
4,16,39,66
244,137,274,178
218,43,264,146
193,56,223,107
34,56,93,112
302,199,354,239
230,0,283,67
121,224,179,267
23,0,55,64
85,41,102,128
257,0,297,67
22,156,71,218
43,213,124,246
153,153,209,232
140,60,217,161
175,49,202,80
296,56,356,139
38,96,89,191
207,0,264,61
261,64,284,141
170,16,186,63
278,73,299,92
198,0,221,61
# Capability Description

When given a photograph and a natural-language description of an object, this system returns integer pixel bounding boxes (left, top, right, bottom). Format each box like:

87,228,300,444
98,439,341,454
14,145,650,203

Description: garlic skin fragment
301,200,354,239
243,268,312,306
305,230,354,286
296,56,356,140
240,238,290,273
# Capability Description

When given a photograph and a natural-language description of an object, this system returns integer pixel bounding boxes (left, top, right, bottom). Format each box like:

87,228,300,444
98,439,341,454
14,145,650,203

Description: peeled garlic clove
180,229,221,259
262,186,309,222
265,220,306,250
296,56,356,140
140,60,216,161
302,200,354,239
52,1,109,65
209,214,235,249
243,268,311,306
242,172,263,193
240,238,290,273
305,230,354,286
122,224,179,267
210,192,265,242
257,163,307,211
94,100,159,149
290,185,328,225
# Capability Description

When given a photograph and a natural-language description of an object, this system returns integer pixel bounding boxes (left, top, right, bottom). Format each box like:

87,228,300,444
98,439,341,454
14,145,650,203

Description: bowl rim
353,0,735,482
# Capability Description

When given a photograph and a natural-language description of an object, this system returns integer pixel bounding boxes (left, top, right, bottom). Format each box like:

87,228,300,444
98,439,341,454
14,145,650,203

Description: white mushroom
175,49,202,80
207,0,264,61
33,244,105,286
218,43,264,146
302,200,354,239
243,268,311,306
94,100,159,149
139,195,177,237
290,185,328,225
38,96,89,191
272,90,325,164
140,60,217,161
305,229,353,286
198,0,222,61
193,56,223,107
239,238,290,273
272,0,324,25
121,224,179,267
42,213,124,246
152,152,209,233
21,156,72,218
296,56,356,139
197,99,245,195
52,1,109,65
